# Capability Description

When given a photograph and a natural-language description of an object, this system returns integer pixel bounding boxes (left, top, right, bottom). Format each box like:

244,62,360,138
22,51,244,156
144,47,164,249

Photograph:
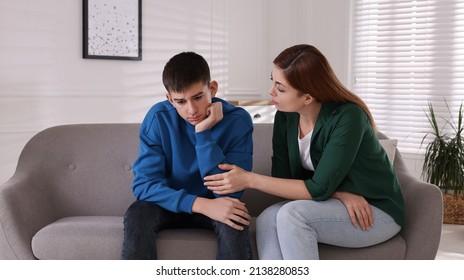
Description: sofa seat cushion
319,234,406,260
32,216,124,260
31,215,404,260
156,229,217,259
157,217,259,259
31,216,253,260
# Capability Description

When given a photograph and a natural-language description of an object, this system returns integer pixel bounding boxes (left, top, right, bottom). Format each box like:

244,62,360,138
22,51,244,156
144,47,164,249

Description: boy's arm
191,101,253,228
132,115,197,214
195,103,253,198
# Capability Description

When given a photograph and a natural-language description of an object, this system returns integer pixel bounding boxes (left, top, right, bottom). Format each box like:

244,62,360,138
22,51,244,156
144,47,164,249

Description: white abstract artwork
84,0,141,60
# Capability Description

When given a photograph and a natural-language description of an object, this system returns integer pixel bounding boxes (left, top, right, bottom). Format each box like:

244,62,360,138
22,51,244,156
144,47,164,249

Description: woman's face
268,67,307,113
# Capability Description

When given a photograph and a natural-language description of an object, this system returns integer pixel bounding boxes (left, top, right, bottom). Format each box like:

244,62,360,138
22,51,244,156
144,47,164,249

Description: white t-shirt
298,129,315,171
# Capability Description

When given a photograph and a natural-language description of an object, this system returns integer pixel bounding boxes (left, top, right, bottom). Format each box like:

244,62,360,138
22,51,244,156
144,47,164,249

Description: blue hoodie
131,97,253,213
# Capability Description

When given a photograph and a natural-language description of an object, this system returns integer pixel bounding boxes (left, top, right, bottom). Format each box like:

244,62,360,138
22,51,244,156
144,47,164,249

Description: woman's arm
205,164,374,230
204,164,312,200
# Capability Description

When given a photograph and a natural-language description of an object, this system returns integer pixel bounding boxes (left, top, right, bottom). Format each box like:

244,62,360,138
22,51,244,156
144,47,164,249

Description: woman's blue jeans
256,199,401,260
122,200,252,260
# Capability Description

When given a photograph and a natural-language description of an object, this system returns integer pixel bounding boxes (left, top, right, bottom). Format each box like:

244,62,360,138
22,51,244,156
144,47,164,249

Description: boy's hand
195,102,223,132
192,197,250,230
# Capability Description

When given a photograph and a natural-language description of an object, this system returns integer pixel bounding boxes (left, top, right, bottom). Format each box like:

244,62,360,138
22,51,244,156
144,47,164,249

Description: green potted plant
421,100,464,224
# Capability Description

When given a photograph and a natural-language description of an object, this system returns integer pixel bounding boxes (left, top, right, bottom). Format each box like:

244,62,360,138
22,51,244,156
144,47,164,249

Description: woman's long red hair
274,44,376,130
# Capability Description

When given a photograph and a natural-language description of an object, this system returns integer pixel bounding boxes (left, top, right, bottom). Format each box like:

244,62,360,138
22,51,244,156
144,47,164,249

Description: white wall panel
0,0,219,183
0,132,36,184
2,1,420,185
225,0,265,100
0,96,163,132
306,0,350,85
0,96,164,183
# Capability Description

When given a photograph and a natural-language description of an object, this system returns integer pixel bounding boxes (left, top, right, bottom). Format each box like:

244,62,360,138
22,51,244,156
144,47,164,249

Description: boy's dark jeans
122,200,252,260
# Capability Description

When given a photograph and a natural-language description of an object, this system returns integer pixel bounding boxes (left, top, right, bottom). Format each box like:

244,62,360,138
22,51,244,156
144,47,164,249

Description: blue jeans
256,199,401,260
122,200,252,260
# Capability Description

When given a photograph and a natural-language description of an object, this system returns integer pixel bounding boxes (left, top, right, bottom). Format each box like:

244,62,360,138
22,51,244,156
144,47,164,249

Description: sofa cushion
319,234,406,259
156,229,217,259
32,216,124,260
31,216,259,260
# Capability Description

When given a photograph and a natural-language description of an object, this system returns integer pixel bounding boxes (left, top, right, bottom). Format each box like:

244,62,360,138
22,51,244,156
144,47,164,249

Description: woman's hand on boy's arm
204,164,250,194
191,196,250,230
206,164,311,200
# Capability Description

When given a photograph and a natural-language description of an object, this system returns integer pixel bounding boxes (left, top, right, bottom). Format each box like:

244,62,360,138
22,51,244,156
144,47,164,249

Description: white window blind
351,0,464,154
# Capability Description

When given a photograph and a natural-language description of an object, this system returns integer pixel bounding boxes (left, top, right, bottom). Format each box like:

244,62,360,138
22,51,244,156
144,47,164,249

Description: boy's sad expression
166,81,218,126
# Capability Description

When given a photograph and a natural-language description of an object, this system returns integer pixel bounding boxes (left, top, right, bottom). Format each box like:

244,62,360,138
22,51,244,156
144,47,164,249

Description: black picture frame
83,0,142,60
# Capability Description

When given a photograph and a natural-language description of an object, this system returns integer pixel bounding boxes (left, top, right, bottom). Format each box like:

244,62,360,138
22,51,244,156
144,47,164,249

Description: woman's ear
304,93,315,105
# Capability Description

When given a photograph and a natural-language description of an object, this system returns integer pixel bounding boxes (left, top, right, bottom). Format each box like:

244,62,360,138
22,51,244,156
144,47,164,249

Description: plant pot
443,194,464,224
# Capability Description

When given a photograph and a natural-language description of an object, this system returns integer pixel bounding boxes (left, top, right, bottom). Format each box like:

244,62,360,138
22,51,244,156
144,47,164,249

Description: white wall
0,0,422,184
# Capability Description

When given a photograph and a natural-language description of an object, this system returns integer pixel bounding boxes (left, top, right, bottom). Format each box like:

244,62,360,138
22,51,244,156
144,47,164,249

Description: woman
204,44,405,260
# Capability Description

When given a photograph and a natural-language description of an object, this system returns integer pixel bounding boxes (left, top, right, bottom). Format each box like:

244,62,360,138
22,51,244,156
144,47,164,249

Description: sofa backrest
250,123,273,175
243,123,284,215
14,123,278,217
13,123,403,218
15,124,140,217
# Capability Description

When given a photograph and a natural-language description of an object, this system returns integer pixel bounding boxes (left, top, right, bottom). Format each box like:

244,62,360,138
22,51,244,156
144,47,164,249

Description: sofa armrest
394,155,443,259
0,172,58,259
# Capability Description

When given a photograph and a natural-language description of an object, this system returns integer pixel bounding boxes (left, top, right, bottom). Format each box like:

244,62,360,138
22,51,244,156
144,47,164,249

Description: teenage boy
122,52,253,260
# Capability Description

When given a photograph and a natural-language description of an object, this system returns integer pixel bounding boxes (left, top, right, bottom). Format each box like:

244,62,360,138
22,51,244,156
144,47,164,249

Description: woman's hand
332,191,373,231
204,164,250,194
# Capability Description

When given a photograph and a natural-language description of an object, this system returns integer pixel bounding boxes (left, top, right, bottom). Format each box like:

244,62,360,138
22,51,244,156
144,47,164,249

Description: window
351,0,464,154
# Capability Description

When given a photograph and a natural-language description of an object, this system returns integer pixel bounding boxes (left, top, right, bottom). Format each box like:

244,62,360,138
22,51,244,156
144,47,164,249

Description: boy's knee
124,200,159,223
215,220,249,236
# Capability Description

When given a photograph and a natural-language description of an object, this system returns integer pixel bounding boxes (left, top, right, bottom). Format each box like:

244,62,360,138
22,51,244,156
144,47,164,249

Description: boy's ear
209,80,218,98
166,93,173,104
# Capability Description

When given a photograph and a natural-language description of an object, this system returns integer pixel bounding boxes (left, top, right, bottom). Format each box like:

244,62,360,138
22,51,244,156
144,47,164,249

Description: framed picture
83,0,142,60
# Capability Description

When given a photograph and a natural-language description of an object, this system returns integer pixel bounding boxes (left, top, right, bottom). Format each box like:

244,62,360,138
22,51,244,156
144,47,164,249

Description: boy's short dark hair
162,52,211,93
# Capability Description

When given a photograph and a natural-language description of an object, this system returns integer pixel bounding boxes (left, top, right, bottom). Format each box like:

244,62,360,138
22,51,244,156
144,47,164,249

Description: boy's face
166,81,218,126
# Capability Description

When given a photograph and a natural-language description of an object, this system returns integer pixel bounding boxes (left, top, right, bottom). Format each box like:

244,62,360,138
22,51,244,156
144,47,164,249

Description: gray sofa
0,123,443,260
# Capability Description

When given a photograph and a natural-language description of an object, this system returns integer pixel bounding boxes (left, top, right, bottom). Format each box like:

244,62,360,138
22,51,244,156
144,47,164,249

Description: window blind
351,0,464,154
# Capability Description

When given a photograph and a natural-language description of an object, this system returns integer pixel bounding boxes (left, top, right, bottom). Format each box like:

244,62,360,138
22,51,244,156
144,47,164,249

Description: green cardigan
272,102,405,227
